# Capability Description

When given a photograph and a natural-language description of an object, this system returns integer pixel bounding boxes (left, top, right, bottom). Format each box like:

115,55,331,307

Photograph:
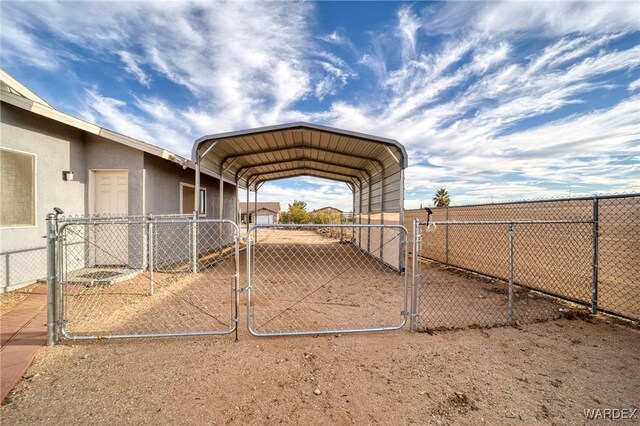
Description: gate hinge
237,286,251,293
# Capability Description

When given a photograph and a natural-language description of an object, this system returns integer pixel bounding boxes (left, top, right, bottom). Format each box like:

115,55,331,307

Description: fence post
507,223,515,327
445,206,449,265
46,213,58,346
56,228,65,332
192,210,198,274
233,225,240,341
245,227,253,330
592,197,599,314
410,218,421,332
148,213,155,295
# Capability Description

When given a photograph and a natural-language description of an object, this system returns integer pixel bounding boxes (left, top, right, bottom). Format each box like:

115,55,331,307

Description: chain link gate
45,213,417,343
47,214,240,342
245,224,410,336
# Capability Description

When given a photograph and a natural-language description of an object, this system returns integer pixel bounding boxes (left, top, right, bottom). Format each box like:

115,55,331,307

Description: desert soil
0,283,36,315
2,317,639,425
2,228,639,424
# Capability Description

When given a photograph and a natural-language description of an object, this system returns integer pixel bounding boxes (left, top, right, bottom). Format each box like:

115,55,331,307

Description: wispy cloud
1,0,638,208
117,51,151,88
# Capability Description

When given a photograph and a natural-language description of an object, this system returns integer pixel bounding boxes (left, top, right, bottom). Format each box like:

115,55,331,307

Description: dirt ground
0,284,36,315
2,317,639,425
2,228,639,424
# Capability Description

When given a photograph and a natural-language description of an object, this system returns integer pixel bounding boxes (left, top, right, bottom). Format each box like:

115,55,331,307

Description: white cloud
421,1,640,37
0,16,61,70
2,0,638,206
397,6,421,59
117,51,151,87
474,1,640,36
252,178,354,212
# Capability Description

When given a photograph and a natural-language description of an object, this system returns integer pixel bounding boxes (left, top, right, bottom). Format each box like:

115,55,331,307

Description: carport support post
219,165,224,219
367,178,372,253
379,168,385,262
246,187,250,235
254,186,258,228
358,183,362,247
507,223,515,327
46,213,58,346
351,184,356,241
195,160,201,213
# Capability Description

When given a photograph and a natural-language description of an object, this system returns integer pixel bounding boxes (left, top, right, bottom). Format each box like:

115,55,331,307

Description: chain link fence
1,245,47,293
55,216,239,339
246,224,408,336
405,194,639,331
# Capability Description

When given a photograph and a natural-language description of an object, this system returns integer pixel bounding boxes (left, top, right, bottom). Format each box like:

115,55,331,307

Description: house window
180,183,206,215
1,148,36,227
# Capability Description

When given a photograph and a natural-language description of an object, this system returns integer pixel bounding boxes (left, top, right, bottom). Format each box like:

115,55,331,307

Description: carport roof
192,122,407,191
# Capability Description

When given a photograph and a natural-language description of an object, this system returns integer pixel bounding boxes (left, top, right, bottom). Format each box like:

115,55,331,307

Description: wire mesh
246,224,407,335
57,219,239,339
407,194,640,330
0,245,47,292
597,196,640,320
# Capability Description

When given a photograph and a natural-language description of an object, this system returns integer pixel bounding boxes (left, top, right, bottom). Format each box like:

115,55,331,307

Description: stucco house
0,69,236,292
311,206,343,216
310,206,344,224
239,202,281,225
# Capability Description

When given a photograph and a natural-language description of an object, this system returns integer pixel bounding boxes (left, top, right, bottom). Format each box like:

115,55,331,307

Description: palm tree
432,188,451,207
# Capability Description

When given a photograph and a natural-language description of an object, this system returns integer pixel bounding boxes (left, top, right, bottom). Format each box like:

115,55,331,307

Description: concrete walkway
1,285,48,404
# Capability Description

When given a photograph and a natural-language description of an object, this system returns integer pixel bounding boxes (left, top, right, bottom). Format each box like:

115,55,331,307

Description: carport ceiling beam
250,172,359,189
220,145,384,172
236,158,371,183
249,167,361,188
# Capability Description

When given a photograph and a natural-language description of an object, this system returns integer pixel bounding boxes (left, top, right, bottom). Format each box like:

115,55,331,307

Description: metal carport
191,122,408,266
192,122,407,222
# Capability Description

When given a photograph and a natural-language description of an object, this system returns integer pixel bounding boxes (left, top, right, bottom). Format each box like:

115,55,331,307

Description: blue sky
2,1,638,211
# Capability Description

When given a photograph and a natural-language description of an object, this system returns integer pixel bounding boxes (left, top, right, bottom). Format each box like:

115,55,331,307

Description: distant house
239,202,281,224
0,69,236,292
310,206,345,224
311,206,343,215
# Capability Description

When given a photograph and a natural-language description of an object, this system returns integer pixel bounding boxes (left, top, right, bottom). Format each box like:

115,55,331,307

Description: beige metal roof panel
193,122,407,213
194,123,406,183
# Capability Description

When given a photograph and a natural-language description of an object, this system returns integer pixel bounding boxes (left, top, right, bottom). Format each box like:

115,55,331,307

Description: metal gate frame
45,213,420,344
46,212,240,344
245,223,411,337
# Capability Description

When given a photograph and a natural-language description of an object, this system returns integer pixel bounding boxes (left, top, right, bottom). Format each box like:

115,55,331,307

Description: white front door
94,171,128,265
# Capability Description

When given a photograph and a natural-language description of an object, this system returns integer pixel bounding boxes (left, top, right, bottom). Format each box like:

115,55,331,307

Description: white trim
1,69,52,107
0,90,192,170
179,182,206,216
0,147,37,229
